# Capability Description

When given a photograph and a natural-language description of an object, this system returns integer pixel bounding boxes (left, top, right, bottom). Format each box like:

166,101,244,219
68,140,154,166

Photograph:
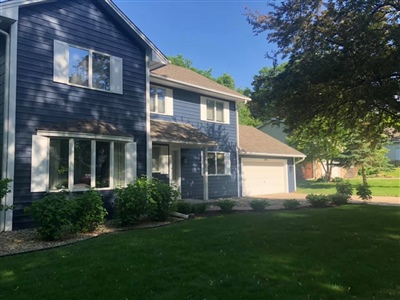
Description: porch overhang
150,120,217,147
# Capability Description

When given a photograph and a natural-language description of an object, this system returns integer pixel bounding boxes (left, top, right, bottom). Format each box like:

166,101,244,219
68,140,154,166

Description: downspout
0,29,10,232
293,156,306,192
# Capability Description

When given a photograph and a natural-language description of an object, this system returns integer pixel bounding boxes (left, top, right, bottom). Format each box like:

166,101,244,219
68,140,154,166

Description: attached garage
239,125,306,196
241,158,287,196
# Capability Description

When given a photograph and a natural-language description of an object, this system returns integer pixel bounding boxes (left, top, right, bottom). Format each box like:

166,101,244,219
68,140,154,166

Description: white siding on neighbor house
242,158,287,196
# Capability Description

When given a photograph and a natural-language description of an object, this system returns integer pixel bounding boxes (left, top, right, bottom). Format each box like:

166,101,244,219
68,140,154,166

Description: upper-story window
150,85,173,115
200,96,230,124
53,40,123,94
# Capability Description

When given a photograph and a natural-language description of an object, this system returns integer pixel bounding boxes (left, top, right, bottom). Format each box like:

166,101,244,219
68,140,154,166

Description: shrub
283,199,301,210
73,189,107,233
249,199,270,211
175,201,194,214
306,194,330,208
332,177,343,182
192,203,207,214
216,199,236,213
114,178,149,226
356,184,372,201
148,179,179,222
0,178,12,211
336,181,353,196
25,192,77,240
329,193,350,206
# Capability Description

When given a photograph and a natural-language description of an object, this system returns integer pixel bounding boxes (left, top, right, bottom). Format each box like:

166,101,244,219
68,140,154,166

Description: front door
171,149,181,193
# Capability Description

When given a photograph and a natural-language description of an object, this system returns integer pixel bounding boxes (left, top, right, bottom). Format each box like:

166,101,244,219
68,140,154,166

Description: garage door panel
242,159,287,196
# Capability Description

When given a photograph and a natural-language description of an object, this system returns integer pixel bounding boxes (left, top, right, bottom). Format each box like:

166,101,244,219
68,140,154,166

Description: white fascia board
150,74,251,103
37,130,134,142
239,152,306,158
104,0,169,66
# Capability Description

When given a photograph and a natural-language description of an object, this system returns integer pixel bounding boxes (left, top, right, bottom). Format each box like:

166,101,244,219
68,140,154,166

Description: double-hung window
200,97,230,124
53,40,123,94
206,152,231,176
150,85,173,115
31,134,136,192
151,145,169,174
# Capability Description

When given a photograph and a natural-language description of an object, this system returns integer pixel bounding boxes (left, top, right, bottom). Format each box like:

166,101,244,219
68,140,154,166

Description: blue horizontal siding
12,0,147,229
151,87,239,199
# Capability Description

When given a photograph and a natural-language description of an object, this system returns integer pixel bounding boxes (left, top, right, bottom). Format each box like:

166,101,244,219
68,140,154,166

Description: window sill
201,119,229,125
150,111,172,116
55,81,121,95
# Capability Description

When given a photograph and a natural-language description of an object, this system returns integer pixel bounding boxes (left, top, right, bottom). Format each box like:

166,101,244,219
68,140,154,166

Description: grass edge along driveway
297,178,400,197
1,205,399,300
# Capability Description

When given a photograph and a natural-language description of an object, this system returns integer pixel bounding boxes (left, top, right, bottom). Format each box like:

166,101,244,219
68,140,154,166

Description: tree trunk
361,164,368,186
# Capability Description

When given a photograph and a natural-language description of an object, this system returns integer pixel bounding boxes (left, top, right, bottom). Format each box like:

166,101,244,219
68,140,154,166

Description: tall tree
245,0,400,135
216,73,236,90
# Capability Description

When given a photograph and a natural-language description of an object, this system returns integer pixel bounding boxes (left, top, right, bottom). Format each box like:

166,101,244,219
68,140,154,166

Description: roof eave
150,74,251,103
102,0,169,66
239,151,306,158
151,138,217,147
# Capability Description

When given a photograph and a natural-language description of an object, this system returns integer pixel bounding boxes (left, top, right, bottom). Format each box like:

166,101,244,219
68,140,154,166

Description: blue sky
114,0,276,90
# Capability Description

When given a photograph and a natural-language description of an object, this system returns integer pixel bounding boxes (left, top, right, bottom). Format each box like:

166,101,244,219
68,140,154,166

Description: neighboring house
0,0,252,231
257,120,357,180
239,125,306,196
386,133,400,164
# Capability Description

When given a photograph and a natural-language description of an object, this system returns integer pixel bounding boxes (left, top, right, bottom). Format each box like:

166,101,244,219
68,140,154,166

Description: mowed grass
1,206,399,299
297,178,400,197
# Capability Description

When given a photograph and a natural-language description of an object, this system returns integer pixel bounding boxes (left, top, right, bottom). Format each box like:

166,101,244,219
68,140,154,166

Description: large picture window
31,134,136,192
54,40,122,94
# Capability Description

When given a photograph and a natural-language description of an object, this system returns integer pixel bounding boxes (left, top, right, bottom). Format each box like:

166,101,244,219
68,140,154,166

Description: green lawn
1,206,400,299
297,178,400,197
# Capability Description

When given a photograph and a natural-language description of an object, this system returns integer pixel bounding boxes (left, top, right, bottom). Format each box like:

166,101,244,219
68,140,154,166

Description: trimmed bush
25,192,77,240
336,181,353,196
356,184,372,201
306,194,330,208
0,178,12,211
329,193,350,206
148,179,179,222
216,199,236,213
192,203,207,214
73,189,108,233
175,201,193,214
114,178,149,226
249,199,270,211
283,199,301,210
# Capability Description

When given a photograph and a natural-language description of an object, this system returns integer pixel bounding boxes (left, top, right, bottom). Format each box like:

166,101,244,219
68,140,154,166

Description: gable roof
0,0,169,69
151,119,217,147
151,65,251,103
239,125,305,158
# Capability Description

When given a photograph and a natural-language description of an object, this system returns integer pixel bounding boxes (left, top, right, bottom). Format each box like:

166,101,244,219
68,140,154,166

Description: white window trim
150,85,173,116
53,40,123,94
202,151,231,176
31,133,136,193
200,96,230,124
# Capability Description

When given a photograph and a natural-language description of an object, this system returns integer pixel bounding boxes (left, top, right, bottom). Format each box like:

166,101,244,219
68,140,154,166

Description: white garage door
242,158,287,196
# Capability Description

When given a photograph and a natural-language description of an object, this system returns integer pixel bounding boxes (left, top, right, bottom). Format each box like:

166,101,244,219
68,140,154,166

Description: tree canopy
246,0,400,135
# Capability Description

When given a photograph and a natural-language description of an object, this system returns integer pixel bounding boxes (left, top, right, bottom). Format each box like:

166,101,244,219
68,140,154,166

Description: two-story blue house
0,0,251,231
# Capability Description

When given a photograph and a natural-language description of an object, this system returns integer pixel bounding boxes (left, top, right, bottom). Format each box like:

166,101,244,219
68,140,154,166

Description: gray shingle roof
151,64,250,101
239,125,305,157
151,119,217,146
